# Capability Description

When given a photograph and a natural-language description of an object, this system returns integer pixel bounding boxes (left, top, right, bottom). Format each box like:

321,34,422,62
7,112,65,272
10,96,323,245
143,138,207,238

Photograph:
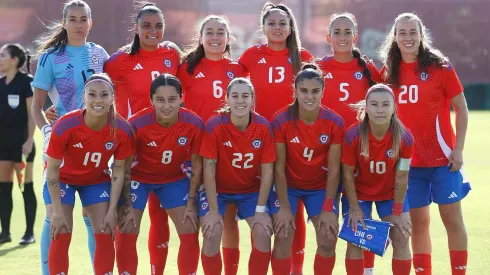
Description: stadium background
0,0,489,274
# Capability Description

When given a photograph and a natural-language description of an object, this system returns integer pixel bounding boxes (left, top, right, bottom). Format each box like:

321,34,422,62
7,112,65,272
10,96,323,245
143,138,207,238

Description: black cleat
19,234,35,245
0,233,12,244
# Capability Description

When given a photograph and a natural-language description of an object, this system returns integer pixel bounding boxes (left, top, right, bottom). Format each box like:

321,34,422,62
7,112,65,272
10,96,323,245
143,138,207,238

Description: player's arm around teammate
269,64,344,275
341,84,414,275
199,78,275,275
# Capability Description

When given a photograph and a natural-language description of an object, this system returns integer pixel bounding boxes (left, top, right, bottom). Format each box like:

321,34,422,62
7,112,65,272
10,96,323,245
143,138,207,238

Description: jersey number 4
232,153,254,169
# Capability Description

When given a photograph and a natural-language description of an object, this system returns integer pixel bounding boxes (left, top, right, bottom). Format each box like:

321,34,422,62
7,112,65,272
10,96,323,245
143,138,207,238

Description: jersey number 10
369,161,386,174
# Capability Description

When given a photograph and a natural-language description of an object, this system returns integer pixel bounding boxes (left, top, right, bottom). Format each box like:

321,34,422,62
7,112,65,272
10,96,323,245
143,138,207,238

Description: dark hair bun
301,63,319,71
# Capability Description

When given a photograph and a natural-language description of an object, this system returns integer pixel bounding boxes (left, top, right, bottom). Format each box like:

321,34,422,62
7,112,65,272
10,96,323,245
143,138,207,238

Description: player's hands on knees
273,207,295,237
102,209,117,240
348,206,366,232
448,148,464,172
252,212,273,237
117,205,137,233
318,211,339,240
50,212,69,240
200,210,223,239
390,213,412,239
45,106,59,124
183,200,198,231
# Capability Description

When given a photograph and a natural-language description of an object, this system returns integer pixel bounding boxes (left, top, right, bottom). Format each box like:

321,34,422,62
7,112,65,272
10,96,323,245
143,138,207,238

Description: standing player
116,74,202,275
379,13,470,275
317,12,380,274
270,64,344,275
177,15,247,274
103,4,180,274
238,4,313,274
342,84,414,275
0,44,37,245
45,73,134,275
30,1,108,273
199,78,275,275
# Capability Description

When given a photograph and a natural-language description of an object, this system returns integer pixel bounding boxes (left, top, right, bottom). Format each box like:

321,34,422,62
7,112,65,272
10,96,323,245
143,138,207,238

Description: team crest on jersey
386,149,394,158
319,134,329,144
60,189,66,198
177,136,188,146
274,199,280,207
164,58,172,68
420,72,429,81
354,71,363,80
131,193,137,202
226,71,235,79
91,55,99,64
104,141,114,150
252,139,262,149
201,202,209,210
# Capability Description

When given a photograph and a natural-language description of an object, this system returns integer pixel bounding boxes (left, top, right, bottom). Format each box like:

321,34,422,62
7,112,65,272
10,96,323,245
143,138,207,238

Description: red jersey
272,106,345,190
381,61,462,167
129,107,204,184
177,57,247,122
317,56,381,128
104,45,180,119
47,110,135,185
342,123,414,201
238,44,314,120
199,112,276,194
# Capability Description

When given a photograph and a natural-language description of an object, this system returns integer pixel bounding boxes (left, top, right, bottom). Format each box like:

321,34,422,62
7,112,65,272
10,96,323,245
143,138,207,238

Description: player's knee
390,230,410,250
252,226,271,251
410,212,430,232
202,224,223,256
317,230,336,255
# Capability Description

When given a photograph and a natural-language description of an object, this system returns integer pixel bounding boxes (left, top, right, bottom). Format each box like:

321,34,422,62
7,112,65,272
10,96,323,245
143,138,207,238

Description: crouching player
341,84,414,275
199,78,275,275
269,64,344,275
116,74,202,275
44,73,135,275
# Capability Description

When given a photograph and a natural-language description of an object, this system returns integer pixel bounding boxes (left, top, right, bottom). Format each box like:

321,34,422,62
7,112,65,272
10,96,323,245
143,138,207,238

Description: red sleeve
443,63,464,99
331,122,345,144
300,49,314,62
46,124,69,160
199,127,219,159
104,51,123,82
114,130,135,160
190,126,204,155
271,115,286,143
341,135,358,166
261,127,276,163
368,62,382,83
238,47,253,73
379,66,387,82
235,63,248,78
400,130,414,159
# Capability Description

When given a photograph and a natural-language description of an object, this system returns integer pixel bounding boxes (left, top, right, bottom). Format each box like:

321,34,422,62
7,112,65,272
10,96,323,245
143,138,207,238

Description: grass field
1,111,489,275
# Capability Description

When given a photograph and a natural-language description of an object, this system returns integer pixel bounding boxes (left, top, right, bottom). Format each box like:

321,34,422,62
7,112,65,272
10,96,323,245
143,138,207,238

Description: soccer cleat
0,233,12,244
19,233,35,245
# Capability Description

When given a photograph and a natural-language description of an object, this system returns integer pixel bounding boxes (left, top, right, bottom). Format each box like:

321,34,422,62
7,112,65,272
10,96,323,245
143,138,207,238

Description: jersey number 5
339,83,349,101
83,152,102,168
232,153,254,169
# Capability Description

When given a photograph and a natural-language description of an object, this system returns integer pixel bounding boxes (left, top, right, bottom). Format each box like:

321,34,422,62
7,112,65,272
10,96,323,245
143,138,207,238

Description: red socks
363,250,376,269
392,259,412,275
271,256,291,275
223,247,240,275
248,247,271,275
345,258,364,275
450,250,468,275
202,252,222,275
48,233,72,274
314,253,335,275
94,233,115,275
116,232,138,275
413,253,432,274
291,201,306,274
148,192,169,275
178,233,200,275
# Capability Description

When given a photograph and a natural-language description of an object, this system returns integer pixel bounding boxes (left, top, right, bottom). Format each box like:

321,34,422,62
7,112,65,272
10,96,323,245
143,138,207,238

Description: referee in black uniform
0,43,37,245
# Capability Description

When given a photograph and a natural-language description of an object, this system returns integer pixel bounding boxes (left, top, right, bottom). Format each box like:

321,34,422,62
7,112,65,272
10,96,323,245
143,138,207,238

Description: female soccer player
116,74,202,275
317,12,381,274
380,13,470,275
177,15,247,274
31,1,108,273
199,78,275,275
45,73,134,275
342,84,414,275
0,44,37,245
238,4,313,273
270,64,344,275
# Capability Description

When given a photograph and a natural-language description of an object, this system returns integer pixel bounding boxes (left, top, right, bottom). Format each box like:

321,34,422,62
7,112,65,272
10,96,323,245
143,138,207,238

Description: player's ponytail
217,78,254,114
122,2,163,55
183,15,232,75
288,63,324,121
261,3,302,75
352,48,376,87
2,44,31,74
35,0,91,57
379,12,448,86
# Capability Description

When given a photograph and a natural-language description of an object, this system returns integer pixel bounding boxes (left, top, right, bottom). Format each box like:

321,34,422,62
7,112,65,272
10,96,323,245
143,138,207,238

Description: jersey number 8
161,150,173,164
232,153,254,169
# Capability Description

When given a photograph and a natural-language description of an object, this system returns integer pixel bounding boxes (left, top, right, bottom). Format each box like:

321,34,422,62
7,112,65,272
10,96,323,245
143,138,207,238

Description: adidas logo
454,266,466,270
120,272,131,275
147,141,157,147
73,143,83,148
133,63,143,70
290,137,300,143
324,72,333,79
195,72,205,78
56,273,66,275
295,249,305,255
65,63,74,70
156,241,169,248
448,191,458,199
100,191,109,198
257,58,266,64
223,141,232,147
414,267,425,272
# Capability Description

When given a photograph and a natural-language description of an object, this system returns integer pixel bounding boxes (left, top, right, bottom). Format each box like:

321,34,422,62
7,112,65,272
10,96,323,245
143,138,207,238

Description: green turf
1,111,488,275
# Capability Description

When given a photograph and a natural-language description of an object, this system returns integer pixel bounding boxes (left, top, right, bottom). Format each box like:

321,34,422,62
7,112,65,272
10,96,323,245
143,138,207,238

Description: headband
365,84,395,100
84,78,114,91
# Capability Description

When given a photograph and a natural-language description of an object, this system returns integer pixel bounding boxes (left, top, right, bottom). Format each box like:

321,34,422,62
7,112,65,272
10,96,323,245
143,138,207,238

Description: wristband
322,198,334,212
392,202,403,216
255,205,266,213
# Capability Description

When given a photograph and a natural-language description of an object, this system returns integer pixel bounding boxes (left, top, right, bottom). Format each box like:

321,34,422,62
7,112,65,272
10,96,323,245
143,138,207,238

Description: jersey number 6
232,153,254,169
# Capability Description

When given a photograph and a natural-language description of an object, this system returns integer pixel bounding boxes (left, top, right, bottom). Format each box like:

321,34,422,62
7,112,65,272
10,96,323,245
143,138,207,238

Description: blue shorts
341,196,410,219
407,166,471,208
131,178,191,210
43,181,111,207
268,184,340,218
198,188,265,220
